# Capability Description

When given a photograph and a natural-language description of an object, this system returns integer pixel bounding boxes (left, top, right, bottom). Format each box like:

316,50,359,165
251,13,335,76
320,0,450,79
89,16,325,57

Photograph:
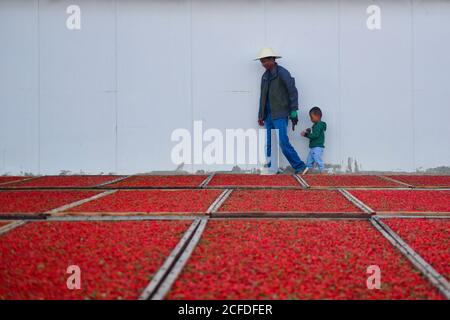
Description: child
301,107,327,174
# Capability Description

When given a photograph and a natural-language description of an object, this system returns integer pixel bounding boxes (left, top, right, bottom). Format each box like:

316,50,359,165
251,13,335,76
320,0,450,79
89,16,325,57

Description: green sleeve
305,123,324,139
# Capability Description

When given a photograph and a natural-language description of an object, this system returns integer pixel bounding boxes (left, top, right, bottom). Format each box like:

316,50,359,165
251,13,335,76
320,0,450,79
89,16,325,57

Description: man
255,47,306,174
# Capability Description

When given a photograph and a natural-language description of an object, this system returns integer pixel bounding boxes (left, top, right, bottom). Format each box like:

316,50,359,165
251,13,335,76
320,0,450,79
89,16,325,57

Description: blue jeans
306,147,324,172
265,113,306,172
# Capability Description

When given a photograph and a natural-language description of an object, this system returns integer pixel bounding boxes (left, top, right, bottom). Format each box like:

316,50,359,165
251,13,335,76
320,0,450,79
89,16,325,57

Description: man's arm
258,75,265,122
278,68,299,112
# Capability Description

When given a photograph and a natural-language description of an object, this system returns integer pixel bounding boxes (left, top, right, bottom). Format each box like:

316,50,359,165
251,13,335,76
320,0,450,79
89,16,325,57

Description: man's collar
270,63,278,74
265,63,278,79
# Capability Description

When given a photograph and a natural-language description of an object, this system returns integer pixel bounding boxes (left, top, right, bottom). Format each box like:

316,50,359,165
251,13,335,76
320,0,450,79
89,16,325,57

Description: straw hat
254,47,282,60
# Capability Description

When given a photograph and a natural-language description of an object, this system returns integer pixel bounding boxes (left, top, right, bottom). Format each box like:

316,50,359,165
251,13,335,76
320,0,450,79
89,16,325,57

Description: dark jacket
258,64,299,120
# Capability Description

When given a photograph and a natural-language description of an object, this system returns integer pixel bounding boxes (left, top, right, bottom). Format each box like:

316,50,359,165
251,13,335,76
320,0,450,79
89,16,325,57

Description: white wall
1,0,449,174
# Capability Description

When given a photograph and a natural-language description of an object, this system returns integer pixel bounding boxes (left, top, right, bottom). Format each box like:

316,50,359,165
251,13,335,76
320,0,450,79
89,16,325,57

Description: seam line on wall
37,0,41,174
337,0,342,170
114,0,119,173
410,0,416,171
190,0,194,173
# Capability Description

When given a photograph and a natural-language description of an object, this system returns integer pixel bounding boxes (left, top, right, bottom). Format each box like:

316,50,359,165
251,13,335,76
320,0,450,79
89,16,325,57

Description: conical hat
254,47,282,60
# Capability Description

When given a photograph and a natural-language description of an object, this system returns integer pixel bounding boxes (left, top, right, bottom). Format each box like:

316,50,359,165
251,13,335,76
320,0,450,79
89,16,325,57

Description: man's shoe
263,162,272,168
301,167,309,175
294,165,306,175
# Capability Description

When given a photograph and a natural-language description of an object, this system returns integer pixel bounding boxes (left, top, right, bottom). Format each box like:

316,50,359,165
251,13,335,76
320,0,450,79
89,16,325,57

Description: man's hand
258,119,265,127
290,110,298,119
301,131,306,137
290,111,298,131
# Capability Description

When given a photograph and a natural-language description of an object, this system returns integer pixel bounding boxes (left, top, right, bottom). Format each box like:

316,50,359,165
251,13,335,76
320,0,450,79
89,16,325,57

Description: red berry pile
5,175,121,188
0,190,101,214
207,174,300,187
349,190,450,213
167,220,443,299
0,176,30,185
105,175,208,188
302,175,401,187
0,220,191,299
218,189,362,213
65,189,223,214
384,218,450,280
386,175,450,188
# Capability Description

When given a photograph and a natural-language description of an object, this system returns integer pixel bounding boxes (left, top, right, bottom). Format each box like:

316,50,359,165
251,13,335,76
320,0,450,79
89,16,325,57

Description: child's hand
300,131,306,137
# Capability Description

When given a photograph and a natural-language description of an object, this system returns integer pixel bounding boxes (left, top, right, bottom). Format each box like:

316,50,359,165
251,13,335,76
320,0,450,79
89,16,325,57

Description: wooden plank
139,219,201,300
95,175,133,187
0,220,27,236
206,189,233,214
294,174,310,188
377,175,414,188
377,211,450,217
150,218,208,300
338,189,376,214
199,173,215,188
45,190,117,215
212,211,369,219
52,211,208,217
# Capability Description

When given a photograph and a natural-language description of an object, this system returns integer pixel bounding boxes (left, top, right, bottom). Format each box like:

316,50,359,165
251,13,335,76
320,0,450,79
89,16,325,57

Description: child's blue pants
306,147,324,172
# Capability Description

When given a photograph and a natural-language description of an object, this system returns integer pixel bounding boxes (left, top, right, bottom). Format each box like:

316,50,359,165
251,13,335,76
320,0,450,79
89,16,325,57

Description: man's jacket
258,64,299,120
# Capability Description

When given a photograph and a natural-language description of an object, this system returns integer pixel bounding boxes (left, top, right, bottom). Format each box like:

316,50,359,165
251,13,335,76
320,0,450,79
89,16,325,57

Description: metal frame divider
370,216,450,299
0,220,27,236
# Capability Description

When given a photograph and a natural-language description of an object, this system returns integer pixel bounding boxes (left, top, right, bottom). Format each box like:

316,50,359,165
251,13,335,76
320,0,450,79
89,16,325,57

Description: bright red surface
218,189,361,213
302,175,401,187
5,175,120,188
0,176,31,185
384,218,450,280
66,189,223,214
349,190,450,212
0,191,100,214
208,174,300,187
167,220,443,299
386,175,450,187
105,175,208,188
0,220,191,299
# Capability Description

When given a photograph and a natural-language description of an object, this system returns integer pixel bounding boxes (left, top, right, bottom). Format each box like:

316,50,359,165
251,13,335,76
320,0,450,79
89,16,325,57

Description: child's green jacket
305,121,327,148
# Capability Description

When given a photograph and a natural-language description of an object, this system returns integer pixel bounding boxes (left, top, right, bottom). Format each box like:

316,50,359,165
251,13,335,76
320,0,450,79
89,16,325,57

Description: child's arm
305,124,324,139
301,128,310,137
